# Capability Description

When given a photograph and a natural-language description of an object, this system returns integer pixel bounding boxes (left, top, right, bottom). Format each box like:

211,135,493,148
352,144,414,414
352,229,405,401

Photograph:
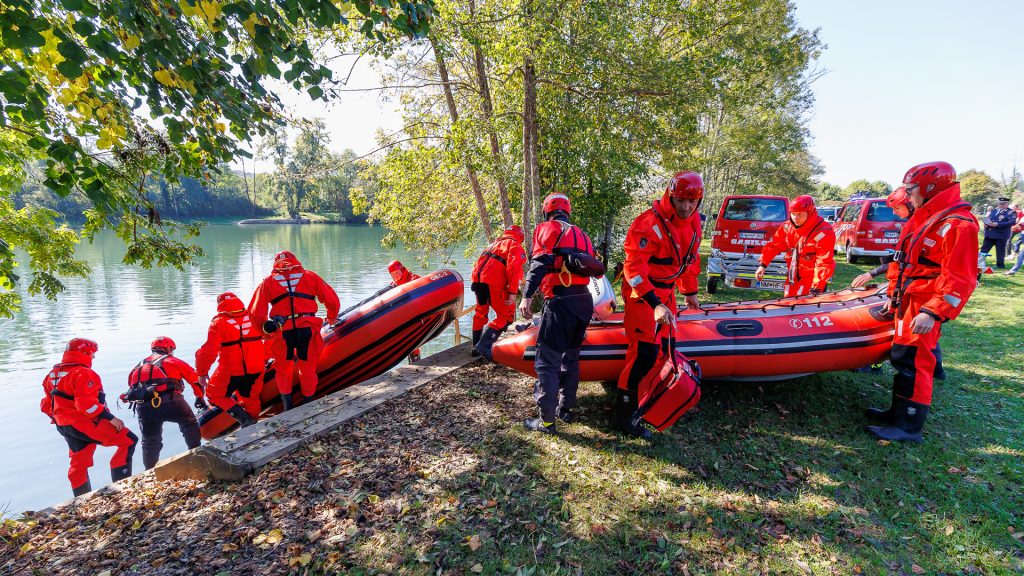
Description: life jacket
221,312,263,375
891,201,974,315
127,354,181,395
787,217,828,284
42,363,86,421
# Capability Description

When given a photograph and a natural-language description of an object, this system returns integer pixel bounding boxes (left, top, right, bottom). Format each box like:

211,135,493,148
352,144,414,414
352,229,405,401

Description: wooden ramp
155,343,478,482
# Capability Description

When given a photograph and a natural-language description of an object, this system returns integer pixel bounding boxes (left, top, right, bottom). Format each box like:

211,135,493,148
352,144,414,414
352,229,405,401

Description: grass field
3,251,1022,575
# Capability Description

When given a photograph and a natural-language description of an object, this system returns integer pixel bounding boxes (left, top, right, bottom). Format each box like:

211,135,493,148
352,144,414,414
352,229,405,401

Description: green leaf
72,18,95,36
307,86,323,100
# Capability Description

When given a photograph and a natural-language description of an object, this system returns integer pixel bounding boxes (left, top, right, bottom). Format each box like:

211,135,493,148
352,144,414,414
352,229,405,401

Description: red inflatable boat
198,269,464,438
492,285,894,382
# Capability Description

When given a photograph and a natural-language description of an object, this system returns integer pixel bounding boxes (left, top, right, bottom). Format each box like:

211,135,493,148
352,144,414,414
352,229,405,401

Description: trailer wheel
846,244,859,264
707,276,719,294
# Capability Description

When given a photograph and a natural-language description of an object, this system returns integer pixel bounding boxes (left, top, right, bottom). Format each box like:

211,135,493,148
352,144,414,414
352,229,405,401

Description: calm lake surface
0,224,476,515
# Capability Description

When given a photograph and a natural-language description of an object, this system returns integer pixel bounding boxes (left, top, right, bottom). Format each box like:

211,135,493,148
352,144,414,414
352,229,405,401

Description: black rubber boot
474,327,501,361
556,406,574,424
227,405,257,428
866,400,928,443
280,393,293,412
111,463,132,482
611,390,653,440
471,330,482,357
523,417,556,434
72,480,92,497
864,392,900,424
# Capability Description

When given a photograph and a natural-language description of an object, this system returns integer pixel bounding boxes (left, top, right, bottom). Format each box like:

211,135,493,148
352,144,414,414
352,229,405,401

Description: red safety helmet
504,225,525,243
151,336,176,353
886,186,911,209
666,171,704,200
542,193,572,216
216,292,245,314
273,249,301,270
789,195,815,213
65,338,98,355
387,260,405,275
902,161,956,199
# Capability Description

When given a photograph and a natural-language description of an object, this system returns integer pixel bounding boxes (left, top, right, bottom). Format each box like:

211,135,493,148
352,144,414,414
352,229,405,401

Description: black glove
194,398,207,411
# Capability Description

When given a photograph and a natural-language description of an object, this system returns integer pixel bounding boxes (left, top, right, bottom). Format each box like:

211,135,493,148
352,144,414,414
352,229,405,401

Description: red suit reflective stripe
195,312,265,377
760,214,836,297
532,220,595,298
41,351,107,426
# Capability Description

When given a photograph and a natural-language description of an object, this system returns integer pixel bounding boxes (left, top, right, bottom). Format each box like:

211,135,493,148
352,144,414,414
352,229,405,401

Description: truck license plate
738,231,764,239
885,231,898,238
756,280,784,289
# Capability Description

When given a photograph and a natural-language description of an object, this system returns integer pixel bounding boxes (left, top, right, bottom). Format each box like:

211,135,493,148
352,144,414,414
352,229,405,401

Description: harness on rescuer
648,204,699,288
43,363,85,420
551,221,605,286
124,354,181,409
788,219,826,284
891,202,972,315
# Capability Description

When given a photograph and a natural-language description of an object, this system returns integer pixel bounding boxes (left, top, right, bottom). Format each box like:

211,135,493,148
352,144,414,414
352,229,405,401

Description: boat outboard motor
588,275,616,321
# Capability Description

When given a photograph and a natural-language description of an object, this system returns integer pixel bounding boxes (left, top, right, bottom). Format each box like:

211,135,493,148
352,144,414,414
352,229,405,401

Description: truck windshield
723,198,787,222
866,202,907,223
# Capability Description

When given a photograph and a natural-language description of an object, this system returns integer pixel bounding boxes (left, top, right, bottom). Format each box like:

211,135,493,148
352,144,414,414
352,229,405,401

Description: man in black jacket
981,198,1017,269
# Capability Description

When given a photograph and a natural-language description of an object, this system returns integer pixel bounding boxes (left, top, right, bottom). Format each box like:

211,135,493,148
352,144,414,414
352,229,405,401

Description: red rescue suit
472,229,527,332
760,213,836,297
618,195,702,392
196,311,266,417
885,184,978,406
249,261,340,397
389,262,420,286
40,351,138,492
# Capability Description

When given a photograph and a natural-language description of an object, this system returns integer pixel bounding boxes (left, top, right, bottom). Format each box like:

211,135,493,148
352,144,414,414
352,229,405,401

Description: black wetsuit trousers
137,394,201,469
533,289,593,422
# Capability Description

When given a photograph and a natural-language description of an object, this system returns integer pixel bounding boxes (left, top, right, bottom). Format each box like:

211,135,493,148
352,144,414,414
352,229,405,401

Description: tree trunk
469,0,513,229
523,56,541,224
431,36,493,239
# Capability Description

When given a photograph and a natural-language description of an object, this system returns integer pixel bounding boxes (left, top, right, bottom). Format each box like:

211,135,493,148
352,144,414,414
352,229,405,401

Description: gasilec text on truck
707,195,789,294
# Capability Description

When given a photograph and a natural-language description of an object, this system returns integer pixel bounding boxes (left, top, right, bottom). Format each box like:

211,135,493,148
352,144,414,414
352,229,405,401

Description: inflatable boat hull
492,285,894,382
199,269,464,438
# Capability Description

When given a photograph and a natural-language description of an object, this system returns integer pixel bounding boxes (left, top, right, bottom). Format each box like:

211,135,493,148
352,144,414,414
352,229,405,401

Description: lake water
0,224,476,515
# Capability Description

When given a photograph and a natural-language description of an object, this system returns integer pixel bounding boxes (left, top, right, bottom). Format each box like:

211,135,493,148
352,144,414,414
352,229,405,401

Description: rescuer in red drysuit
756,195,836,297
249,250,340,411
388,260,420,286
517,193,596,434
196,292,266,427
122,336,204,469
387,260,424,362
41,338,138,496
616,171,704,439
865,161,979,442
471,225,527,359
852,187,914,288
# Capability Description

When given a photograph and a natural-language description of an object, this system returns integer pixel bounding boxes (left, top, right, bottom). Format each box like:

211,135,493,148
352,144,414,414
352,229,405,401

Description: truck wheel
707,277,719,294
846,244,859,264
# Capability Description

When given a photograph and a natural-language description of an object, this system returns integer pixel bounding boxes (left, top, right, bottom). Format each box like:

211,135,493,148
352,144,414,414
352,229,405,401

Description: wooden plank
154,342,477,482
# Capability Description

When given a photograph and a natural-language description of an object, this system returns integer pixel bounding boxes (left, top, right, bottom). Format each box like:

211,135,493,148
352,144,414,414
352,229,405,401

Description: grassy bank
2,257,1022,575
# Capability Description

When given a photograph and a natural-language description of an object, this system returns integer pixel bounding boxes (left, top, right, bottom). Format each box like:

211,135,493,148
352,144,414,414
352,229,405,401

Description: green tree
959,169,1001,208
815,181,845,202
0,0,432,317
842,179,891,198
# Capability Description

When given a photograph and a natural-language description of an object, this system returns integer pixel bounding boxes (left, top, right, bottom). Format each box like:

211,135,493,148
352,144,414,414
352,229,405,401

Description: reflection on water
0,224,475,514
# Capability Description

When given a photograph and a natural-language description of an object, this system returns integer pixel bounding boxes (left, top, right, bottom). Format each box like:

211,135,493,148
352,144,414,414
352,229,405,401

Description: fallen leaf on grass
944,525,955,536
467,534,482,551
471,564,483,573
911,564,925,574
877,440,890,446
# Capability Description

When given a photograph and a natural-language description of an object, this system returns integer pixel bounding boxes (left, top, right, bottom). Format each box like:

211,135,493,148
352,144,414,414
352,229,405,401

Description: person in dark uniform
122,336,205,469
517,193,596,434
